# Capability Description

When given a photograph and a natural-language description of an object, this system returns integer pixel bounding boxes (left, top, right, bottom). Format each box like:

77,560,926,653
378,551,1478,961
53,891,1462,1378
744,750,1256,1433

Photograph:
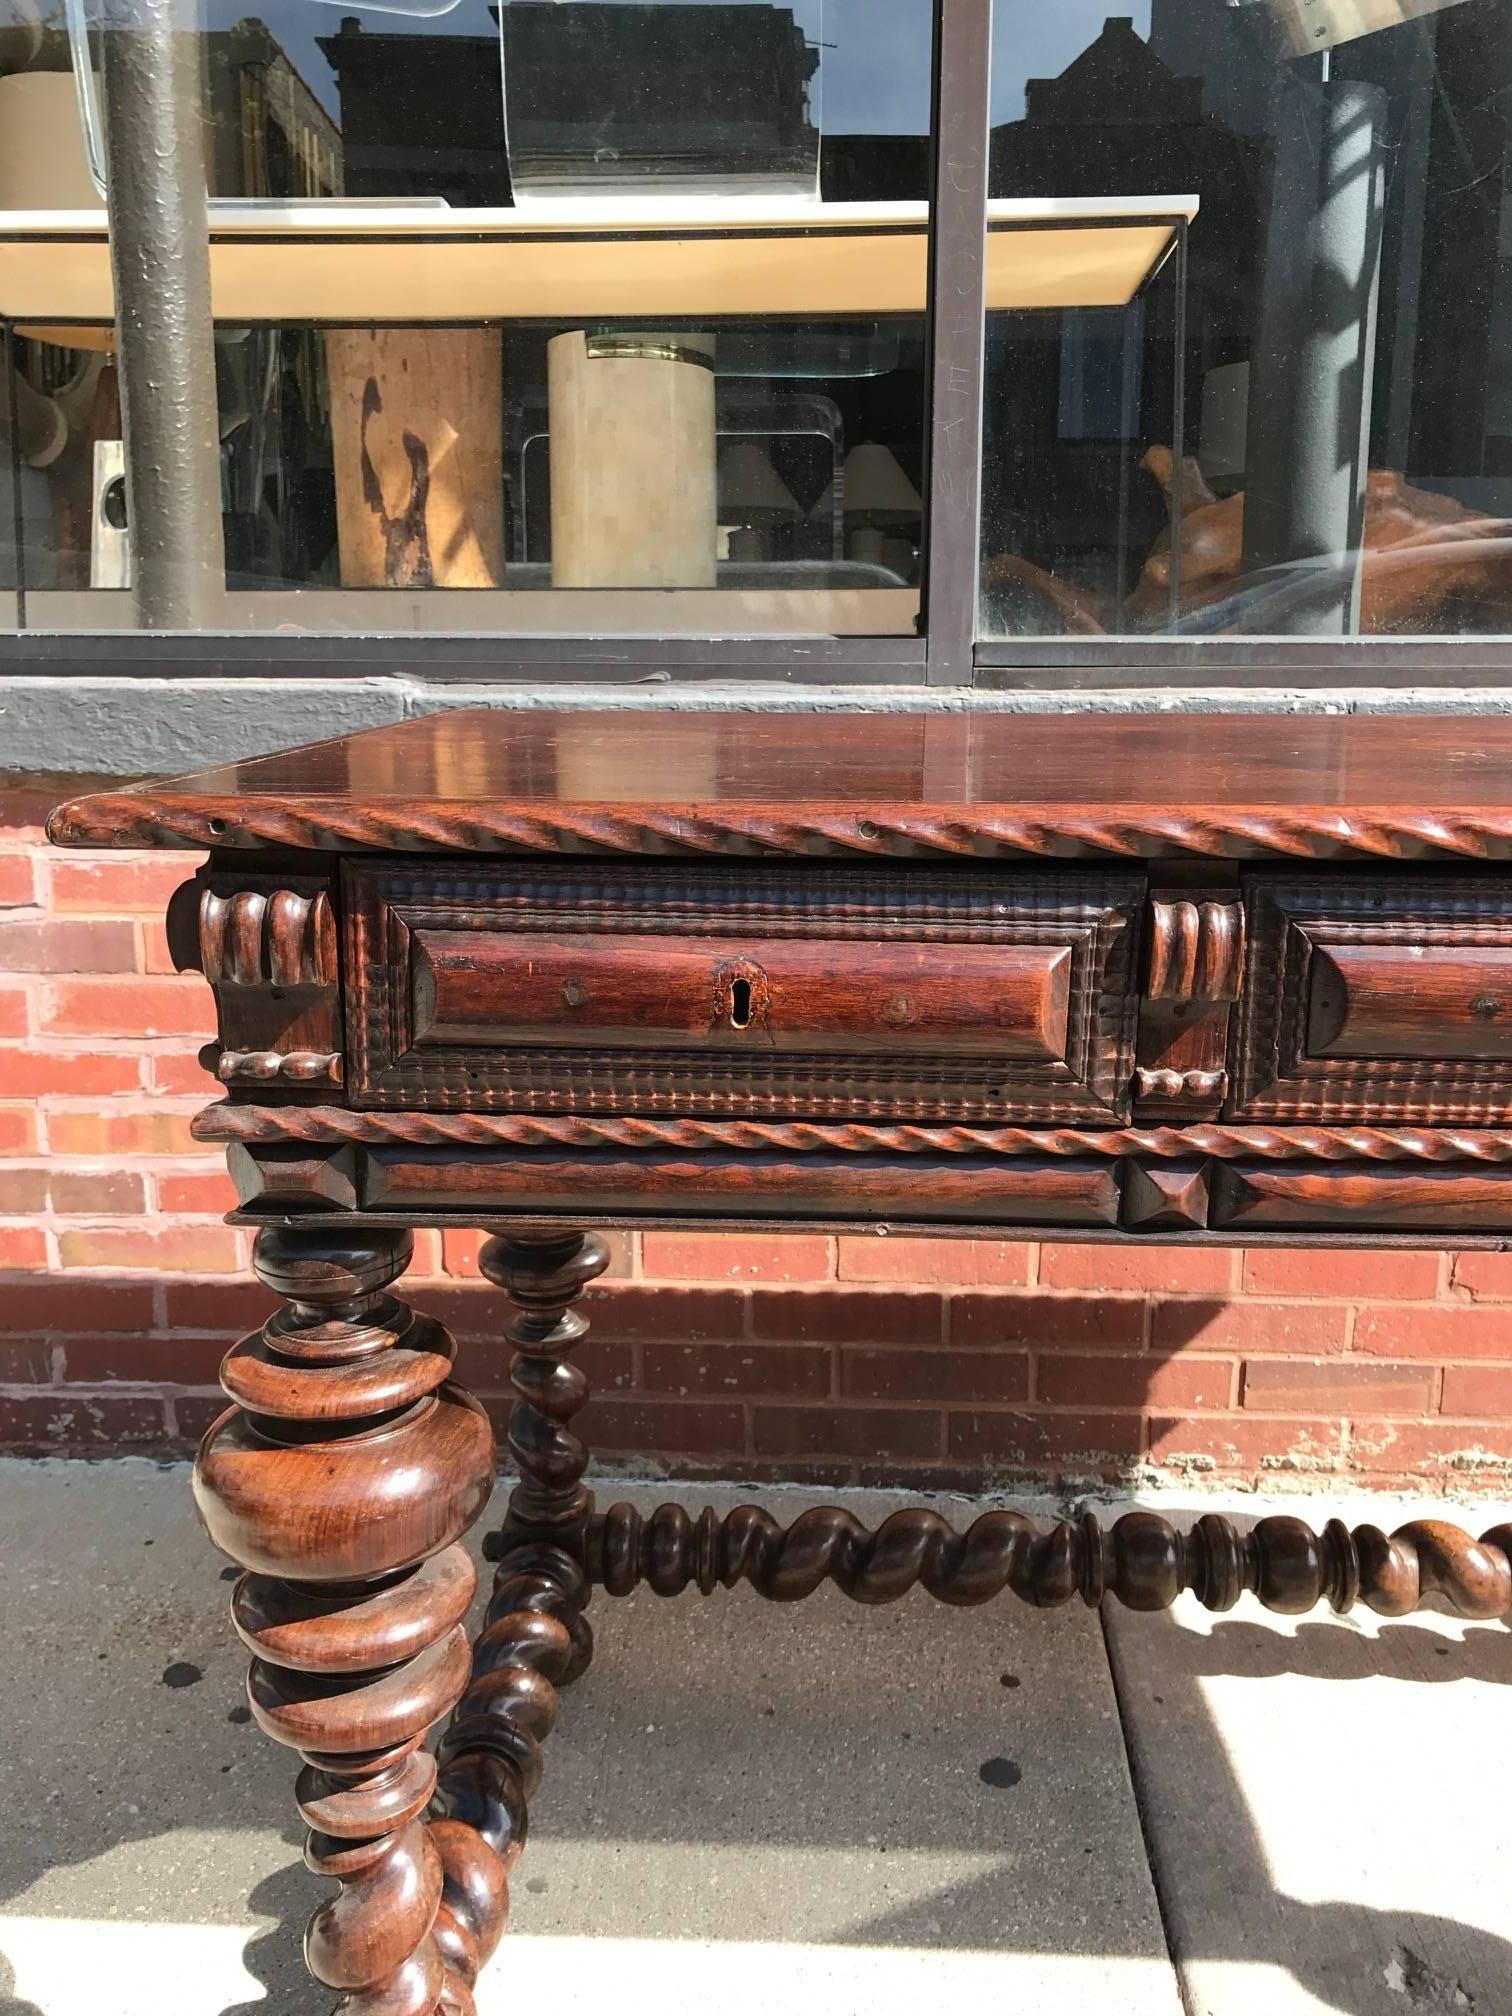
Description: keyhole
729,977,752,1029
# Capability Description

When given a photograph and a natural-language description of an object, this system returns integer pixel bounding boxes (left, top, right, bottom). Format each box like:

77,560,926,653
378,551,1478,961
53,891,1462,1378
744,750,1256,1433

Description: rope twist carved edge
192,1103,1512,1165
48,795,1512,863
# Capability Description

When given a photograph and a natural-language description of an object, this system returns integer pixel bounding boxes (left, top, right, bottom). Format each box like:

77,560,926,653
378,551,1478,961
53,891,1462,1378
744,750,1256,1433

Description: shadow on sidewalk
0,1463,1508,2016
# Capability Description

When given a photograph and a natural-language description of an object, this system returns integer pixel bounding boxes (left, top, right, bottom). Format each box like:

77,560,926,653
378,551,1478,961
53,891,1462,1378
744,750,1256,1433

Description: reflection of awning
1228,0,1470,57
0,194,1196,328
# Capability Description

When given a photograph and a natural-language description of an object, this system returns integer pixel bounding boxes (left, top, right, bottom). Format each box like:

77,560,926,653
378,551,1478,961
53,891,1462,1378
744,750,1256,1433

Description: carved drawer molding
1132,886,1245,1124
1231,875,1512,1124
1146,897,1246,1003
343,861,1144,1122
191,878,343,1089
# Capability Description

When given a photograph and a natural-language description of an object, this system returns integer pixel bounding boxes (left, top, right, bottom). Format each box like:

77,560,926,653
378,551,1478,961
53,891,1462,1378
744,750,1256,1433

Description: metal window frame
1,0,990,690
919,0,992,685
10,0,1512,694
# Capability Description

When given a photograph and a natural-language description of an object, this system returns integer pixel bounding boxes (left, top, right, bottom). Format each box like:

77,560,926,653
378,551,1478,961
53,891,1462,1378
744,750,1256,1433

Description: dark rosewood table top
46,708,1512,861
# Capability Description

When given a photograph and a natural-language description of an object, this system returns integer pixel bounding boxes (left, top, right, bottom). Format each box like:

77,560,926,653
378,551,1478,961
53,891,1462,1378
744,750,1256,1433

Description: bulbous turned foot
194,1225,497,2015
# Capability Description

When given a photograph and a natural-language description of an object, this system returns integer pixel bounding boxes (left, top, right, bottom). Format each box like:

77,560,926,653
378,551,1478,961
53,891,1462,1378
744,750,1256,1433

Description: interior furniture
2,194,1192,633
0,194,1192,323
47,705,1512,2016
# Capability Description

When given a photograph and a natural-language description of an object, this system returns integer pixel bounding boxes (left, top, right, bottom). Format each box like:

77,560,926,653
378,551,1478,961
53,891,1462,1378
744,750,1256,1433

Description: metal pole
100,0,224,629
920,0,993,686
2,328,26,628
1169,219,1188,630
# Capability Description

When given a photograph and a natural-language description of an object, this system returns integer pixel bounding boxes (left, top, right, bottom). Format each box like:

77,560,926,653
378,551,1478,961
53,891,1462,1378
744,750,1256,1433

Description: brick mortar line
5,1377,1503,1428
0,1211,241,1223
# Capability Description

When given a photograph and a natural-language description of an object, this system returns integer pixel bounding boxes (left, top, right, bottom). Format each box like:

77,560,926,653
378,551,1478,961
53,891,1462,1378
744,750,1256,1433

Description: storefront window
980,0,1512,642
0,0,933,638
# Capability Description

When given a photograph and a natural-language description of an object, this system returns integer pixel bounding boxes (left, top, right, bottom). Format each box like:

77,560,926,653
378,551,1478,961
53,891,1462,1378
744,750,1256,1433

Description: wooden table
48,707,1512,2015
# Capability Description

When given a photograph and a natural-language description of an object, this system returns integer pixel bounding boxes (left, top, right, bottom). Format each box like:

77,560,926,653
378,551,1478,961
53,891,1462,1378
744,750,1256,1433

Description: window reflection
981,0,1512,641
0,0,933,637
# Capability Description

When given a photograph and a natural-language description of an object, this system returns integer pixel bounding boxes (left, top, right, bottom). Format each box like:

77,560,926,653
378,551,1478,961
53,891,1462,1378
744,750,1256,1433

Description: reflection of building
1379,1,1512,493
320,4,827,205
984,17,1262,609
820,135,929,203
983,0,1512,628
204,21,343,199
503,2,818,188
1156,0,1512,502
991,15,1261,344
317,4,925,206
318,18,508,206
0,16,342,203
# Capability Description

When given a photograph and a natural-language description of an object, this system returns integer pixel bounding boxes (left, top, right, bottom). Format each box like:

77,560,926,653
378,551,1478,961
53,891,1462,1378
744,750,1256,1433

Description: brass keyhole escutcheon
881,995,916,1028
716,960,767,1036
1471,992,1503,1022
562,979,589,1008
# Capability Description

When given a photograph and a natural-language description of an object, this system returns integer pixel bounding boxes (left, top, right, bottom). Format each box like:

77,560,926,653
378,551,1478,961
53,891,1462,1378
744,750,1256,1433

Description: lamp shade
1230,0,1471,55
844,443,921,522
718,444,801,520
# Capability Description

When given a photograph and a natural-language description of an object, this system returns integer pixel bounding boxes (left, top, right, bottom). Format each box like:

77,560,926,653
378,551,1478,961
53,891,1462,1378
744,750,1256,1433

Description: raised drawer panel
1308,944,1512,1059
412,932,1072,1059
1211,1162,1512,1232
1230,875,1512,1124
358,1151,1123,1224
345,862,1143,1120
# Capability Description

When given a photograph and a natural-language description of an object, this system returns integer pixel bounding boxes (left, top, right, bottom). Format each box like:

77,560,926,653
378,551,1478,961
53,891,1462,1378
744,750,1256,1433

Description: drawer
1230,875,1512,1123
344,862,1143,1120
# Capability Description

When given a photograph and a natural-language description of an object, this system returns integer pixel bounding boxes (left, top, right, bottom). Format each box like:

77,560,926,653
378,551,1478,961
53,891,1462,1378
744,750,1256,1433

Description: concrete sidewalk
0,1461,1506,2016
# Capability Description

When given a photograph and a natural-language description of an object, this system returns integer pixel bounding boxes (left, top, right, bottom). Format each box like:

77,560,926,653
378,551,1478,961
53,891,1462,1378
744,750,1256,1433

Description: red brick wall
6,781,1512,1493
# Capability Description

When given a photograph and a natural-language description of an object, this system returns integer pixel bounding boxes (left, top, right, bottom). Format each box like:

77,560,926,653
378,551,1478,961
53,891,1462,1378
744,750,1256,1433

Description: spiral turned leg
426,1230,610,2006
193,1227,496,2016
589,1502,1512,1621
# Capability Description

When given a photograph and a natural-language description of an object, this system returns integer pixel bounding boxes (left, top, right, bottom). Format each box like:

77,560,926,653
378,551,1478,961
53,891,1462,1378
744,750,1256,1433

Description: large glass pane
0,0,933,638
980,1,1512,643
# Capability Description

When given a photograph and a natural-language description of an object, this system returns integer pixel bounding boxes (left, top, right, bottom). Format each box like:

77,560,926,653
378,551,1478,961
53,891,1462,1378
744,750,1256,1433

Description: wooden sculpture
986,446,1512,635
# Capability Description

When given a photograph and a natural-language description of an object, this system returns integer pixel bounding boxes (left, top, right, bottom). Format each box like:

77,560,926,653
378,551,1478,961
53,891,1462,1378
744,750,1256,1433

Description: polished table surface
46,708,1512,859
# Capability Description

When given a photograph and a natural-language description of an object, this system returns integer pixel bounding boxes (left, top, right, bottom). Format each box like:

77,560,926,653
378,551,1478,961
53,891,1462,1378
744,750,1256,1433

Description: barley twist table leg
589,1501,1512,1618
192,1225,496,2015
427,1230,610,2002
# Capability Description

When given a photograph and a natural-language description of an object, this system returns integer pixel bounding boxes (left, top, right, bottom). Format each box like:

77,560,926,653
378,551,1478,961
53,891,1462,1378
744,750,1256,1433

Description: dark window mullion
920,0,993,688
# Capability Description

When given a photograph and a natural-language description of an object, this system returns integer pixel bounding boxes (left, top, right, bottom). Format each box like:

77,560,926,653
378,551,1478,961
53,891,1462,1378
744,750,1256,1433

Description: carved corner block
1121,1157,1212,1231
1134,889,1245,1124
194,879,344,1093
227,1141,362,1212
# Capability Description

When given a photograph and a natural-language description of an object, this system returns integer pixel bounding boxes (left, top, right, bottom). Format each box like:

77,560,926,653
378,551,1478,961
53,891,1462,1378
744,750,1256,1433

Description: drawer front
346,862,1143,1120
1231,875,1512,1123
413,931,1073,1058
